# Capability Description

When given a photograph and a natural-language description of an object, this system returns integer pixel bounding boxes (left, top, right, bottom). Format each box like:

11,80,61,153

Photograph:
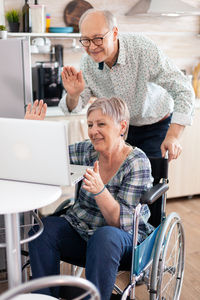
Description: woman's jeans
29,216,133,300
126,115,172,157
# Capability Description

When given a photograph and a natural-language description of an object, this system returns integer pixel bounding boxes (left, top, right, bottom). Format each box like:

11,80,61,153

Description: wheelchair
120,157,185,300
20,156,185,300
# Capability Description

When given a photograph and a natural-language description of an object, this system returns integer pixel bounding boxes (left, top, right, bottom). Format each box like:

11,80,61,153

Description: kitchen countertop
46,99,200,117
46,105,88,117
46,106,65,117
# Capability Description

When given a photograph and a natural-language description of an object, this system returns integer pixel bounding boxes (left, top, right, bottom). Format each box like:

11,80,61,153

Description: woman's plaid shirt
64,140,154,243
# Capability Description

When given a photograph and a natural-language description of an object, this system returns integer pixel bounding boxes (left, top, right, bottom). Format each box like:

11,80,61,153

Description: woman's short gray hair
79,9,117,31
87,97,130,140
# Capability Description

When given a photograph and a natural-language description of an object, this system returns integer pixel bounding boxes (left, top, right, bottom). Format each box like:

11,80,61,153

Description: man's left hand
161,136,182,161
161,123,185,161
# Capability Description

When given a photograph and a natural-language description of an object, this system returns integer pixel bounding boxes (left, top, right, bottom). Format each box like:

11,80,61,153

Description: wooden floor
0,196,200,299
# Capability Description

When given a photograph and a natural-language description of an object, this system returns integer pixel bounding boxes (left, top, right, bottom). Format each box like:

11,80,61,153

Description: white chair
0,275,100,300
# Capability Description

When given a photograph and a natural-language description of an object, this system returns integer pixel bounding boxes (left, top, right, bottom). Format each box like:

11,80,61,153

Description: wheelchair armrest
140,183,169,205
51,198,74,217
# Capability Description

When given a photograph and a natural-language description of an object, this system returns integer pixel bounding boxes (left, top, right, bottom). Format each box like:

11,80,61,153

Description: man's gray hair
87,97,130,140
79,9,117,31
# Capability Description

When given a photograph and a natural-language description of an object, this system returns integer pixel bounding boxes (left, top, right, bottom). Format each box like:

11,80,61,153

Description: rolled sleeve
171,110,194,126
58,94,70,114
58,88,91,114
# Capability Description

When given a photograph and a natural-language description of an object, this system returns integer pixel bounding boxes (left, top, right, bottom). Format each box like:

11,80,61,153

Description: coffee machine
32,45,64,106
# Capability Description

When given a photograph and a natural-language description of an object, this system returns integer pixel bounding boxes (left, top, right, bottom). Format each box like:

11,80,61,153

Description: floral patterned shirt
64,140,154,242
59,33,194,126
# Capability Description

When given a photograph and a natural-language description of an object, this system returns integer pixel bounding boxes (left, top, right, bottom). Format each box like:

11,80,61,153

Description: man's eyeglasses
79,31,111,47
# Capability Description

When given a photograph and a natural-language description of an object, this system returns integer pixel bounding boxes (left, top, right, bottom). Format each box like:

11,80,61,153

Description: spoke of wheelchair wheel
162,263,178,294
161,268,179,300
157,234,182,298
161,273,176,293
164,252,178,274
164,228,180,266
165,235,179,262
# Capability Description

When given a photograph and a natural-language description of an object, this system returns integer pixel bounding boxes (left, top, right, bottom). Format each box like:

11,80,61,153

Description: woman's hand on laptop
25,100,47,120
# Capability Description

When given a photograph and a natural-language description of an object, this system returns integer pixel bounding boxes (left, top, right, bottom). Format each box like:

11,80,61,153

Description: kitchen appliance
32,44,64,106
126,0,200,17
54,44,64,67
0,38,32,118
0,37,32,277
32,61,63,106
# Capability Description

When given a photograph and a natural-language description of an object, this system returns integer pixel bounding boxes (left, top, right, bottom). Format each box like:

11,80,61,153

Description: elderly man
59,9,194,161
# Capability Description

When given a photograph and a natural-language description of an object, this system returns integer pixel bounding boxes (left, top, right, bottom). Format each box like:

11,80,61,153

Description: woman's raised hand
83,161,104,195
24,100,47,120
61,66,85,97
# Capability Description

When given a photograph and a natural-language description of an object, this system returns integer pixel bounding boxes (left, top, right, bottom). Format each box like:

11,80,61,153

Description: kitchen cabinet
167,105,200,198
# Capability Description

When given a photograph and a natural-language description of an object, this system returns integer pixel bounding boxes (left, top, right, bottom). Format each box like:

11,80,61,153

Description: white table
0,180,62,289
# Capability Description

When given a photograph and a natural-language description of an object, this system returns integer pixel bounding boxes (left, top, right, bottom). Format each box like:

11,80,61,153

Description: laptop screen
0,118,71,186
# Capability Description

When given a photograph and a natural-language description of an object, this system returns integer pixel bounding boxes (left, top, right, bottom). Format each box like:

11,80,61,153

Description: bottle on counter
30,0,46,33
46,14,51,32
22,0,31,32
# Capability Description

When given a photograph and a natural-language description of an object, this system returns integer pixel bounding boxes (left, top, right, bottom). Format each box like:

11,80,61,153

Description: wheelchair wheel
150,212,185,300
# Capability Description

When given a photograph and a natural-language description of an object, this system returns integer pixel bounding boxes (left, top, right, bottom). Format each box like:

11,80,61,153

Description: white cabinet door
168,107,200,198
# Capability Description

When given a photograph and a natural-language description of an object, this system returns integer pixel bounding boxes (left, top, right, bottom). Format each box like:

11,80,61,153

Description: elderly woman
27,97,153,300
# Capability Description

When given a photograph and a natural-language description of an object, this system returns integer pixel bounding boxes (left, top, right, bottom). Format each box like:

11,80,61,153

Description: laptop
0,118,89,186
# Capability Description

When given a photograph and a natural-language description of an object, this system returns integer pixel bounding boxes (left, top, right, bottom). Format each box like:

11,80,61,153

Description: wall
3,0,200,73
